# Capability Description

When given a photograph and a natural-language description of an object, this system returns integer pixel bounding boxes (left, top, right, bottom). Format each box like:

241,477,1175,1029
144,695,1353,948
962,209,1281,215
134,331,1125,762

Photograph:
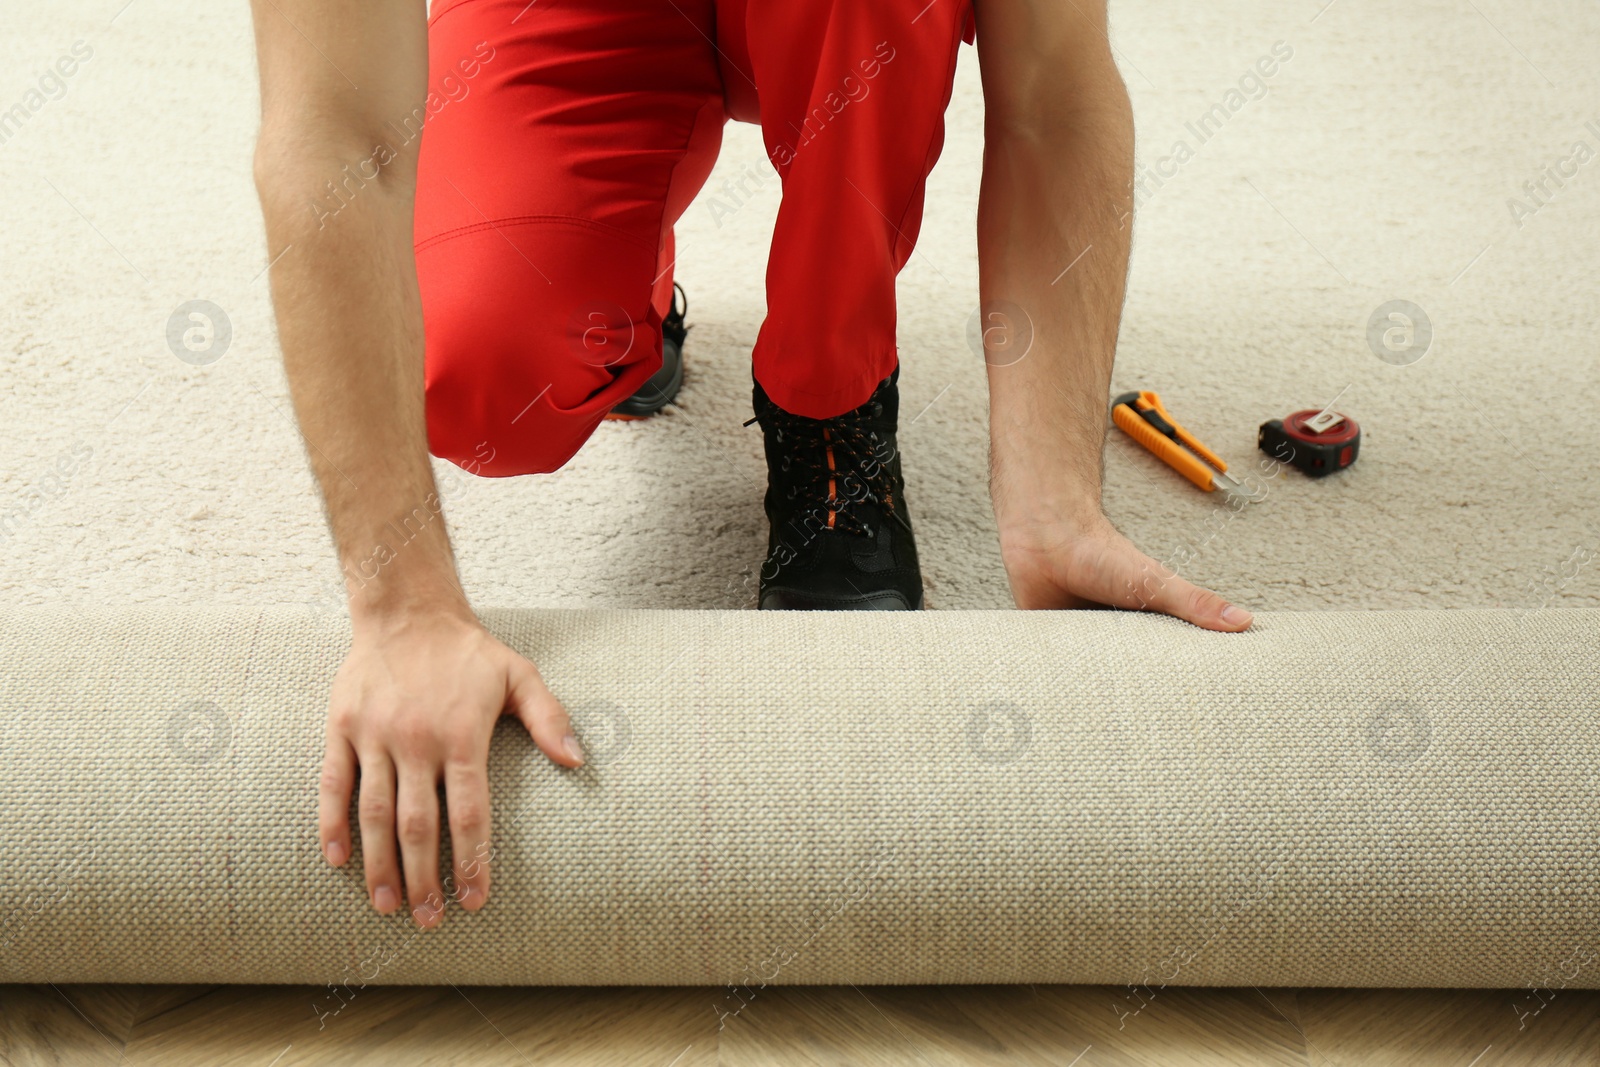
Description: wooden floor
2,984,1596,1065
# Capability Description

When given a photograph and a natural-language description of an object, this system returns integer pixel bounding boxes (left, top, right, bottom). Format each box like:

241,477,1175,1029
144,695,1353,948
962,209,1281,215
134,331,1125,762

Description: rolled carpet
0,606,1595,989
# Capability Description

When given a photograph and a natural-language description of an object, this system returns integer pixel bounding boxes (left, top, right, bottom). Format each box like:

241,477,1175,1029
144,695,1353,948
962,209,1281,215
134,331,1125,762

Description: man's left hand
997,513,1253,631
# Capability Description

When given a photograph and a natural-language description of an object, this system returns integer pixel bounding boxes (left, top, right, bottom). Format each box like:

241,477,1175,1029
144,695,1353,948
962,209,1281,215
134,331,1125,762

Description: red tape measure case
1258,409,1360,477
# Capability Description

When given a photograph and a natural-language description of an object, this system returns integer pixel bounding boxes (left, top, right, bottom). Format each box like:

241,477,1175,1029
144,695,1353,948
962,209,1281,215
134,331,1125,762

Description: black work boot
609,283,689,419
747,366,924,610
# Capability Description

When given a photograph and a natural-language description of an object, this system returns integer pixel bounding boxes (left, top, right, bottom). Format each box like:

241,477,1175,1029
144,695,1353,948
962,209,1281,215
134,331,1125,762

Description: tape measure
1258,408,1360,477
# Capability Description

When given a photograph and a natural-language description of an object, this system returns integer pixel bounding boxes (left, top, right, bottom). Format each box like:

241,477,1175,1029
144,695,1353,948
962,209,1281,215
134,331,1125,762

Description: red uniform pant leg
416,0,725,477
743,0,973,418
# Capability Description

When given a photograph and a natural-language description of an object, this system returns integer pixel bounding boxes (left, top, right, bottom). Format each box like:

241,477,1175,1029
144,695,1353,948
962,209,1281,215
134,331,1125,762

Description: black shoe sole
758,586,923,610
608,333,684,418
610,283,688,419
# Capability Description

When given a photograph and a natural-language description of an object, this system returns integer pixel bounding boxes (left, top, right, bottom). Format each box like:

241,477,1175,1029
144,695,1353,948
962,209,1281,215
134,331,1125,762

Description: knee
416,228,661,477
424,328,589,478
423,301,661,478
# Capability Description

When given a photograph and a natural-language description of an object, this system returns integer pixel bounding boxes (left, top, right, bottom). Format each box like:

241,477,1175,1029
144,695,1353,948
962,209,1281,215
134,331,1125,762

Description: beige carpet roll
0,606,1595,988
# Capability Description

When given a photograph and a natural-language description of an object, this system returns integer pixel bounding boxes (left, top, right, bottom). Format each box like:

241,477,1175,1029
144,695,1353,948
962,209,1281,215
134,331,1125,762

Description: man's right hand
318,603,585,928
247,0,573,927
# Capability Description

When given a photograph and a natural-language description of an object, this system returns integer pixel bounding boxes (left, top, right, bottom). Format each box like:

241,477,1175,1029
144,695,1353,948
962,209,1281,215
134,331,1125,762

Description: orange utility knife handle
1112,401,1216,492
1134,391,1229,473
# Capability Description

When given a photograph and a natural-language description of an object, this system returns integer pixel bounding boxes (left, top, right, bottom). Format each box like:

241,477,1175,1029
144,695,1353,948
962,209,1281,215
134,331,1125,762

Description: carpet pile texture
1,0,1597,613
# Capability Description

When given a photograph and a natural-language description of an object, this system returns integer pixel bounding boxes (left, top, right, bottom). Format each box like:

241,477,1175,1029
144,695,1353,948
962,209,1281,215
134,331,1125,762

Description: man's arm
972,0,1252,630
249,0,583,929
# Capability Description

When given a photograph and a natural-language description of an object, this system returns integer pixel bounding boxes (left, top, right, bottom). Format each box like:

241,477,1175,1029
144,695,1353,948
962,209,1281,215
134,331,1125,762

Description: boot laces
749,406,907,539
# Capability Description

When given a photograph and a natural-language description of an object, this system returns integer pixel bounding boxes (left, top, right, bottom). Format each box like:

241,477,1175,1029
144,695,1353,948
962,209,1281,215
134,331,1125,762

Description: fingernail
458,884,476,907
1221,605,1252,626
324,840,347,865
562,733,585,764
412,904,438,926
373,885,397,912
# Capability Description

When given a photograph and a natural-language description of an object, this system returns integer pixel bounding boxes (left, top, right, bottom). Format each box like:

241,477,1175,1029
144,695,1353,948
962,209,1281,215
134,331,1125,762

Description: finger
505,654,584,768
318,732,357,867
355,751,403,915
396,762,446,928
443,759,492,911
1140,571,1253,633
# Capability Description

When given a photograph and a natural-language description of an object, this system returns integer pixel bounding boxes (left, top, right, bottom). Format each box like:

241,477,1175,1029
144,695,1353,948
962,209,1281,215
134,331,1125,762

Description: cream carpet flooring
5,604,1596,985
1,0,1597,614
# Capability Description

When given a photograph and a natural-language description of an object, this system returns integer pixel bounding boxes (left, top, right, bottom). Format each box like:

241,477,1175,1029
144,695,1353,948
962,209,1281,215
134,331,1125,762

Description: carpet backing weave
0,606,1595,988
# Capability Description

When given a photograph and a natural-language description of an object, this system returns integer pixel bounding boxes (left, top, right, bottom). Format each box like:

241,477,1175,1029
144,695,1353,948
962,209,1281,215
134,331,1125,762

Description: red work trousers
417,0,974,476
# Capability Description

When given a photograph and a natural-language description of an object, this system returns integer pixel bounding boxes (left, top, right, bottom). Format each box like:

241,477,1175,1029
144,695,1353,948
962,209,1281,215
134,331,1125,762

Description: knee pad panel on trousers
419,220,663,477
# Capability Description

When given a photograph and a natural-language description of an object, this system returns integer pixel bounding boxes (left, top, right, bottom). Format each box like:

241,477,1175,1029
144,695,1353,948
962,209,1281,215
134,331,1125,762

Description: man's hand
996,514,1253,631
319,604,584,928
246,0,582,925
973,0,1253,631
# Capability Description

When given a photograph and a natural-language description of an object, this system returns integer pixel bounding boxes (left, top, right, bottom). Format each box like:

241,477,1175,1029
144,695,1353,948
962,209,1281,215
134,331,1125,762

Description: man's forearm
248,0,587,932
975,34,1134,530
249,0,459,625
255,135,466,624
